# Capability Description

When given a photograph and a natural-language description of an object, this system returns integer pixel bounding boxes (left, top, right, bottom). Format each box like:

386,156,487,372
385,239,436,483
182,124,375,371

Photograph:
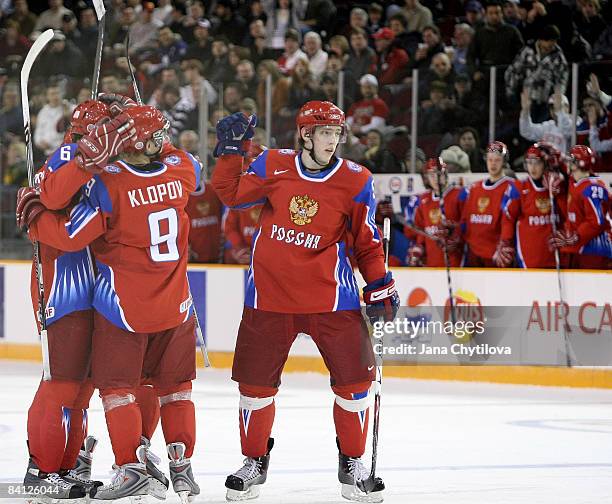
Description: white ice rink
1,361,612,504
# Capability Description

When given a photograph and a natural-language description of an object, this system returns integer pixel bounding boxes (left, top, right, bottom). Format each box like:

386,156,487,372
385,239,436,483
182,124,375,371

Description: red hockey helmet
69,100,110,137
296,100,347,143
568,145,596,172
524,144,544,161
486,140,508,160
123,105,169,154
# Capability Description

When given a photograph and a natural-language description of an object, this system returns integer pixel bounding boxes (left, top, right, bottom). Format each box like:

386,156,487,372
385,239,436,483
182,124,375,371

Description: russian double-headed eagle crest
289,195,319,225
477,196,490,213
535,197,551,214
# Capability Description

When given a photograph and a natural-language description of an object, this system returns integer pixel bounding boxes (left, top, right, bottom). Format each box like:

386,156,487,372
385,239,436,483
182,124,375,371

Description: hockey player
19,105,202,503
462,141,518,267
500,144,567,268
223,205,263,264
16,99,135,501
211,101,398,502
549,145,611,269
186,181,224,262
407,158,465,267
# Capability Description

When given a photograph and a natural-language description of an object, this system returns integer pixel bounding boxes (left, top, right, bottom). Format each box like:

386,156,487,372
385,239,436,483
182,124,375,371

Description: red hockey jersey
412,187,465,267
223,205,263,263
185,182,223,263
211,150,386,313
30,147,200,332
500,177,563,268
462,176,518,260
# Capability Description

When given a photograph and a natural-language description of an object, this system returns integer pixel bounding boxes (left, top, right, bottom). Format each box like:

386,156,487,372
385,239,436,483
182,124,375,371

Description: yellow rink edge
2,343,611,389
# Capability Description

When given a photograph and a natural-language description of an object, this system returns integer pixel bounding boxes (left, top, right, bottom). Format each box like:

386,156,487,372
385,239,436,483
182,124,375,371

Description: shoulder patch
347,160,362,173
278,149,295,155
163,155,181,165
103,164,122,174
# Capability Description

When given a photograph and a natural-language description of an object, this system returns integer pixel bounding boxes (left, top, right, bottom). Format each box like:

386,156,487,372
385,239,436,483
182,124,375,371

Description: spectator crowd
1,0,611,266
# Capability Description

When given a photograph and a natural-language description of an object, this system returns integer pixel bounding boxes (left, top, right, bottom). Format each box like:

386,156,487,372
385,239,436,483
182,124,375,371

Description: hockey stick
21,29,54,381
360,217,391,494
548,181,573,367
436,160,457,326
90,0,106,99
125,31,143,105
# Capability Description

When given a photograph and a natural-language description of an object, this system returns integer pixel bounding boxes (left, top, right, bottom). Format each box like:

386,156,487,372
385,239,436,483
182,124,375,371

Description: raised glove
16,187,45,230
213,112,257,157
542,171,564,196
548,229,579,250
408,243,425,266
492,239,515,267
363,272,400,324
76,113,136,173
98,93,137,116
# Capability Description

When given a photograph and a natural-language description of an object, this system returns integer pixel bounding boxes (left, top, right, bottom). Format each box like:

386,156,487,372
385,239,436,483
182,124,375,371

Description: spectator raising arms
520,88,573,153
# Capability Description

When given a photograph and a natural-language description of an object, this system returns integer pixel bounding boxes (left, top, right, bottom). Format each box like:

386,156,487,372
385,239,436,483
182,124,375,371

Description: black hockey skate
225,438,274,501
338,447,384,503
23,458,87,504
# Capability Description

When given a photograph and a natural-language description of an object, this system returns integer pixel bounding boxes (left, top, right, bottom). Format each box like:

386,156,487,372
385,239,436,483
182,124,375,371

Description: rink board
0,260,611,388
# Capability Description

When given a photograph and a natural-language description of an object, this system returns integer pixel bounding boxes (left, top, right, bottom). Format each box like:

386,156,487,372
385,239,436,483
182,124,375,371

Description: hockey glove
16,187,45,231
548,229,579,250
98,93,137,116
542,171,564,196
76,113,136,174
492,239,515,267
363,272,400,324
231,247,251,264
408,244,425,266
213,112,257,157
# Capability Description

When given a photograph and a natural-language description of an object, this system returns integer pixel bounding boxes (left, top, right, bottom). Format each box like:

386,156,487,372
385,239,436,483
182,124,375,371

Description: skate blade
25,499,85,504
341,484,384,503
225,485,261,501
147,478,167,500
176,490,196,503
91,496,148,504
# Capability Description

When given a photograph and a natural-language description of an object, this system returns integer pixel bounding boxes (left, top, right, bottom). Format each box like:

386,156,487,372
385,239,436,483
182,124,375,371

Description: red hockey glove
98,93,137,116
548,229,579,250
542,171,564,196
76,113,136,173
16,187,45,230
408,243,425,266
363,272,400,324
492,239,515,267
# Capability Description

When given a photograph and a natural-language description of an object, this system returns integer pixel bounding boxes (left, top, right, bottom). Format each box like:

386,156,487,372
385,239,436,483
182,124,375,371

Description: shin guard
100,388,142,466
158,382,196,458
238,384,277,458
332,382,372,457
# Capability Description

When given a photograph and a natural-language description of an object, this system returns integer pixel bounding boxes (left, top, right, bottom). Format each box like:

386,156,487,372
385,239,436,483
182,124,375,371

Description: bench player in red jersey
211,101,399,502
549,145,611,269
20,105,202,503
462,141,519,267
407,158,466,267
499,144,569,268
15,99,136,500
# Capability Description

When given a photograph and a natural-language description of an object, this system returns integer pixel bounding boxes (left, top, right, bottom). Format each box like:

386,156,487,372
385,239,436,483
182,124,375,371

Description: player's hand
548,229,578,250
98,93,137,116
542,171,564,196
232,247,251,264
213,112,257,157
76,113,136,173
408,244,425,266
16,187,45,231
363,272,400,324
493,239,515,267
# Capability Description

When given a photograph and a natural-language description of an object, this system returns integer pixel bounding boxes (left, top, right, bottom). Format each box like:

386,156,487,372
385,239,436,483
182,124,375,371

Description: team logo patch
289,194,319,226
535,197,551,214
164,155,180,165
477,196,490,213
347,160,362,173
279,149,295,155
196,202,210,215
428,208,441,225
135,141,144,150
103,164,122,174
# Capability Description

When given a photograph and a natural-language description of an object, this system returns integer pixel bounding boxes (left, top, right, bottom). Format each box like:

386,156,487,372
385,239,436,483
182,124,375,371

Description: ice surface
1,361,612,503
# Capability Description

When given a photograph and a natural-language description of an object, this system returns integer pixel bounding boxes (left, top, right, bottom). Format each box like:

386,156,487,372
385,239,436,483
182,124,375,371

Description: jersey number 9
148,209,179,262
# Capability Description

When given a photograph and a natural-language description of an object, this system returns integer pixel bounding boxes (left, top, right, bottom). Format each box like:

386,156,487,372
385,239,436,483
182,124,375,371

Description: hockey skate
140,437,169,500
225,438,274,501
60,435,102,492
167,442,200,503
89,446,149,503
23,458,87,504
338,451,384,503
